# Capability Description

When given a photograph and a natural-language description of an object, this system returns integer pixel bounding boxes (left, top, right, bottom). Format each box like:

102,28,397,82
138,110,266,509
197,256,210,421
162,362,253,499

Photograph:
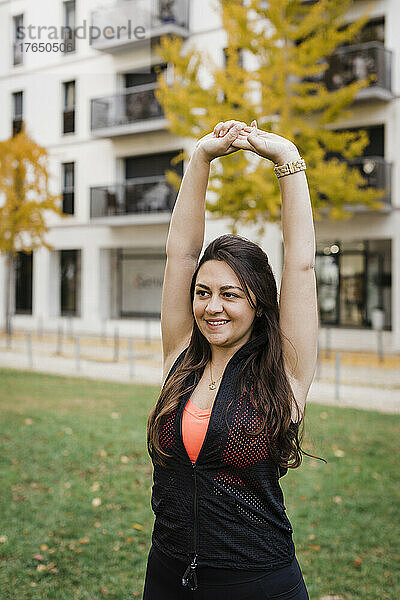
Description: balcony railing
345,156,392,211
90,0,190,52
91,84,165,136
90,176,176,219
324,42,393,100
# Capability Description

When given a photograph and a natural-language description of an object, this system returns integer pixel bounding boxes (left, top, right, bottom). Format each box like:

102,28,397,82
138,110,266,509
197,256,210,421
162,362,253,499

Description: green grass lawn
0,368,398,600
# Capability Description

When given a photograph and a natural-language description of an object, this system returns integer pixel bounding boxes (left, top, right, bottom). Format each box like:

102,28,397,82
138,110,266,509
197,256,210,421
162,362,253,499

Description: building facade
0,0,399,352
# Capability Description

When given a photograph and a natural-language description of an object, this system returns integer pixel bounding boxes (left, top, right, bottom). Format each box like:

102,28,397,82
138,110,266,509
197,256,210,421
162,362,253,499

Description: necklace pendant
209,383,216,390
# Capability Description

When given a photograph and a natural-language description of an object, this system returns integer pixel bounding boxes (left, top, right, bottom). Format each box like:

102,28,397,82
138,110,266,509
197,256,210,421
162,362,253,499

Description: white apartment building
0,0,399,352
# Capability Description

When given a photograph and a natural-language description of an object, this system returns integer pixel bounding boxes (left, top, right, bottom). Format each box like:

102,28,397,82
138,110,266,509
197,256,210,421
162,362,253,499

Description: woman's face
193,260,257,349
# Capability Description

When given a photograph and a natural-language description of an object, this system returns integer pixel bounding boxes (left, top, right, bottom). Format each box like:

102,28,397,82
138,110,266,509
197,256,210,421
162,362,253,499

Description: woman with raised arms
143,119,321,599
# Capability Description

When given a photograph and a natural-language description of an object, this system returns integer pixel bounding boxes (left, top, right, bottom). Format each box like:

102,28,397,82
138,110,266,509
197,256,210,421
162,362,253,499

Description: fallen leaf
79,537,90,544
0,535,8,543
24,418,33,425
33,554,44,561
40,544,48,551
92,498,102,507
309,544,320,551
333,496,342,503
132,523,143,530
353,557,362,568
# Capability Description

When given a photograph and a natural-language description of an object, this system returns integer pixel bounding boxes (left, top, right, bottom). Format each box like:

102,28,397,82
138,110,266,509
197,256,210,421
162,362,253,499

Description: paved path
0,332,399,414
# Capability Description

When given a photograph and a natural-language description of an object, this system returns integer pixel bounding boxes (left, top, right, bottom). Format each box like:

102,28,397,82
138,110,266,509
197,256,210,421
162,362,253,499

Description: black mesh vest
149,332,296,589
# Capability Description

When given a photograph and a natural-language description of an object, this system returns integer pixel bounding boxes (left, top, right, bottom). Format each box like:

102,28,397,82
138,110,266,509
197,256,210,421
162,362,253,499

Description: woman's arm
166,152,210,259
277,149,318,403
161,122,247,362
166,122,246,259
230,124,318,407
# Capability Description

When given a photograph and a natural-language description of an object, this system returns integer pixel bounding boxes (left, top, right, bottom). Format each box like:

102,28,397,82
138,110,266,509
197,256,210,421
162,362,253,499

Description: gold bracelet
274,157,306,179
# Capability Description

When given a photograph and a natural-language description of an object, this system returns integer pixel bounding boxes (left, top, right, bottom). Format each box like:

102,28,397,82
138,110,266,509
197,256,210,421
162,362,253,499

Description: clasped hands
194,119,300,166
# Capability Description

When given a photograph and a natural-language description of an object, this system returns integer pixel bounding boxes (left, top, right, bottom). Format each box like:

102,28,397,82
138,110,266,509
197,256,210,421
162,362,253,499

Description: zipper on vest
182,462,198,590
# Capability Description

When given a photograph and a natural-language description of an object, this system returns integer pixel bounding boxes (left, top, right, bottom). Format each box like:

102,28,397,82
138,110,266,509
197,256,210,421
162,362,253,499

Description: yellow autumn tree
155,0,386,237
0,125,64,335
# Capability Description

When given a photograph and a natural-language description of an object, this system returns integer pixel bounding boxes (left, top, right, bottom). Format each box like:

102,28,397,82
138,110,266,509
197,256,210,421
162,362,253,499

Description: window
63,1,76,53
327,125,390,204
124,63,167,88
124,151,183,213
15,251,33,314
63,80,75,134
12,91,23,136
342,18,385,47
315,240,391,329
117,250,165,318
62,162,75,214
60,250,81,315
13,14,23,66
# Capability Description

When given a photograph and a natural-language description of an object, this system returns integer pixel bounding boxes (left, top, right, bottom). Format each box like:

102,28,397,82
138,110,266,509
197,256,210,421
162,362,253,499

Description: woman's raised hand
232,120,300,165
194,119,300,165
194,120,249,163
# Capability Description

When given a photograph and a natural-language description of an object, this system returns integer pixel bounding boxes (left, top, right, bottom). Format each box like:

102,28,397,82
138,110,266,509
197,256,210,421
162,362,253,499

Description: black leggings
142,545,309,600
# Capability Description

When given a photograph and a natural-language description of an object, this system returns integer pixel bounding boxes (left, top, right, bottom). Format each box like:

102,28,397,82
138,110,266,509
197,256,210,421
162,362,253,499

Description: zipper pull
182,553,198,590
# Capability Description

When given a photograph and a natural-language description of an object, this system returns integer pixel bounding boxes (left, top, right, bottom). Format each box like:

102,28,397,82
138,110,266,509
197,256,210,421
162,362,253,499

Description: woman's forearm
278,151,315,268
166,150,210,259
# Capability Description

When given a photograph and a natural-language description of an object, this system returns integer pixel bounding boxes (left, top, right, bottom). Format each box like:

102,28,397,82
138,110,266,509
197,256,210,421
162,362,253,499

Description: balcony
328,157,392,214
90,0,190,53
91,84,166,137
90,176,176,225
324,42,393,101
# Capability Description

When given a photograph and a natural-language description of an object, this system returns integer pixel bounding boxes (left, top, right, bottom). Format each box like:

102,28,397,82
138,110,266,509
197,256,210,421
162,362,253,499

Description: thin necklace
209,362,224,391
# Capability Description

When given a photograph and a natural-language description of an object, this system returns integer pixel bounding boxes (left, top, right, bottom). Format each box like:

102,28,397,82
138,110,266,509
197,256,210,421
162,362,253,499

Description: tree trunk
5,252,14,336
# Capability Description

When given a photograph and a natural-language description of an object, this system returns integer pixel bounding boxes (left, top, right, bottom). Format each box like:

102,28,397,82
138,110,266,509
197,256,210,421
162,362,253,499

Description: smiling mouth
205,320,230,328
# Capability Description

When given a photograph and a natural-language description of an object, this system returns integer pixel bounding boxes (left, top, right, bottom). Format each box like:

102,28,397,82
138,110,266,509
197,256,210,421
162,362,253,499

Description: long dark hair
147,234,326,469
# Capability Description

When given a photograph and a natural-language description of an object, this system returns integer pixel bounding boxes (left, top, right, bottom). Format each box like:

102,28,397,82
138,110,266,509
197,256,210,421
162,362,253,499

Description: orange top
182,398,212,463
